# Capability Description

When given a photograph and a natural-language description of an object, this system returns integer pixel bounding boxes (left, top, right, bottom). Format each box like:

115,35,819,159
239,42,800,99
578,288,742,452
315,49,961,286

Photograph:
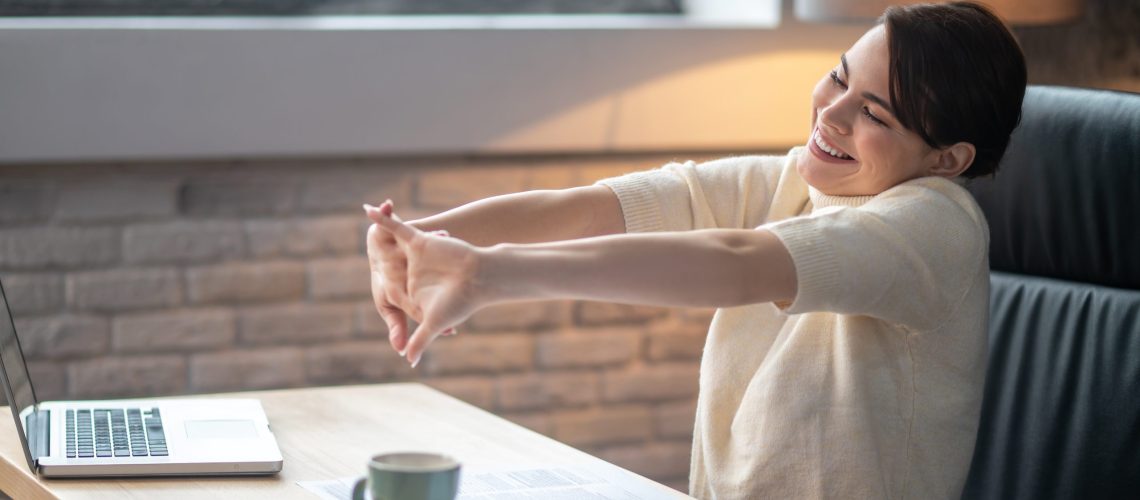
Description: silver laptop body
0,277,283,477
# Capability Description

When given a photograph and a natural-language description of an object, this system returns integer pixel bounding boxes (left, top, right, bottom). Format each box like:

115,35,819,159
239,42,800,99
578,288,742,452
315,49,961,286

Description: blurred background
0,0,1136,492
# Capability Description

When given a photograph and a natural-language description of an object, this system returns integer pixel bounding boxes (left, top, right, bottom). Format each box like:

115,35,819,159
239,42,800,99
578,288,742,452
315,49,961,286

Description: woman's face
801,26,944,196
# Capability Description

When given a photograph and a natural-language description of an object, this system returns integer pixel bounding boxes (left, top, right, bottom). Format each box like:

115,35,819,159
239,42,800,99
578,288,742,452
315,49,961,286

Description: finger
371,274,411,352
385,281,418,321
362,200,394,224
378,303,410,355
366,219,408,305
363,202,409,239
365,224,386,266
405,319,448,368
366,205,419,243
363,200,409,228
366,227,404,289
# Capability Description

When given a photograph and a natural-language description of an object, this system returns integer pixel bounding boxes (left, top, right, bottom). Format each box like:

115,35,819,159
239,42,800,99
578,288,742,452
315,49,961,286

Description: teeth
814,132,852,160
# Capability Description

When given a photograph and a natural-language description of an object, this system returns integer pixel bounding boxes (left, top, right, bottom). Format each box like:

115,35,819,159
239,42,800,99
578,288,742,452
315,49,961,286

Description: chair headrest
966,85,1140,289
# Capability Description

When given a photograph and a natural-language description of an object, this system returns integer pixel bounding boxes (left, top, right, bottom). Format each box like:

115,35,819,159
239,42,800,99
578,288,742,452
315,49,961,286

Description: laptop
0,277,283,477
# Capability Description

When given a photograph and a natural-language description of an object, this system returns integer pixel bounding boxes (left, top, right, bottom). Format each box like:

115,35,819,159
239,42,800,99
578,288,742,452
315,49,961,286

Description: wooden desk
0,383,691,499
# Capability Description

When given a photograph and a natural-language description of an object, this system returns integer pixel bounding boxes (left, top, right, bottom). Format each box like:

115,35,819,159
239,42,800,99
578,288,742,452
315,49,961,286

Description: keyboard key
64,406,169,461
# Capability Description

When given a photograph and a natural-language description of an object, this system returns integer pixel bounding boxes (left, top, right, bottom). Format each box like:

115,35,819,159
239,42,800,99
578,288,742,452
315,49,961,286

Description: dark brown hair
880,1,1027,178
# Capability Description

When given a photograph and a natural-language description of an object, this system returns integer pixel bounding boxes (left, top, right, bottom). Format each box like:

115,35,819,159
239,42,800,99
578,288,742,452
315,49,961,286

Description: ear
928,142,976,178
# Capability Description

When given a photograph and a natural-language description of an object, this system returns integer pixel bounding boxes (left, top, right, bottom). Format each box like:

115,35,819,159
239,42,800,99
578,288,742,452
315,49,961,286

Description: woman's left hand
365,201,484,367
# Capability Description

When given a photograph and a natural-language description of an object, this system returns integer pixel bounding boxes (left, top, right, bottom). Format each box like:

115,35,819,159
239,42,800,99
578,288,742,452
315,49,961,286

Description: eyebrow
840,53,896,117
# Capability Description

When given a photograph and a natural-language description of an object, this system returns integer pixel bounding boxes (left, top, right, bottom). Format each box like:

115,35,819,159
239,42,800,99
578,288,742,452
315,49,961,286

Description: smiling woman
800,3,1026,196
363,2,1027,498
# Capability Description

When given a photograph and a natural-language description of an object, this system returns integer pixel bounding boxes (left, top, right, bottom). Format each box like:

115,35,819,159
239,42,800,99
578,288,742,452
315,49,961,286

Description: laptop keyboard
65,407,168,458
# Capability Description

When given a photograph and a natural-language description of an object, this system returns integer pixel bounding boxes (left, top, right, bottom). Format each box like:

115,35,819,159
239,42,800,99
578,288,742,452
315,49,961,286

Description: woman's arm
479,229,798,309
366,185,624,354
368,204,797,366
410,185,627,244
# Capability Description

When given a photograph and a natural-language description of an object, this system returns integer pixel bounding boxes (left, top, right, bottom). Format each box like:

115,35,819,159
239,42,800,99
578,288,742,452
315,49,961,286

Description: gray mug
351,452,461,500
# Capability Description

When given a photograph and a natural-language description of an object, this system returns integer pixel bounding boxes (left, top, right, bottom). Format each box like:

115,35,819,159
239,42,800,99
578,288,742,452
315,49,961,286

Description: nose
817,97,853,136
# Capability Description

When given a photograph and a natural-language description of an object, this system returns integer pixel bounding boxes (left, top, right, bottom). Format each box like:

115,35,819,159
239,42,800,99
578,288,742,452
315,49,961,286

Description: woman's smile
808,127,858,164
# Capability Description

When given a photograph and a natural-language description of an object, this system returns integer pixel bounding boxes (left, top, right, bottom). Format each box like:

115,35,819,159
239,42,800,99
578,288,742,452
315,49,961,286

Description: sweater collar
808,185,875,210
791,146,875,211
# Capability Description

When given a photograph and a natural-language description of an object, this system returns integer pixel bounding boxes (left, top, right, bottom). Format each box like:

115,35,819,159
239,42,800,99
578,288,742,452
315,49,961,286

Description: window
0,0,685,17
0,0,782,163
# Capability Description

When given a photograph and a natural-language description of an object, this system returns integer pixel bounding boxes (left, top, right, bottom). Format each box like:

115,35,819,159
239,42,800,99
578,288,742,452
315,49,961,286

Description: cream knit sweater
597,147,990,499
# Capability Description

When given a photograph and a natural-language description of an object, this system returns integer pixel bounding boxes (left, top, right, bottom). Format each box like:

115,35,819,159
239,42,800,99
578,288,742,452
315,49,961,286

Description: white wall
0,11,871,163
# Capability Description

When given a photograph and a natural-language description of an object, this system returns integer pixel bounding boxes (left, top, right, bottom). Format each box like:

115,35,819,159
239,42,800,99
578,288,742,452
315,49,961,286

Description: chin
796,157,836,192
798,145,851,186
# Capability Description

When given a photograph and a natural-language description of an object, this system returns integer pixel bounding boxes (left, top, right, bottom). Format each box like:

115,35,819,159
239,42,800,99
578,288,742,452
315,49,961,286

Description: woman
364,2,1026,497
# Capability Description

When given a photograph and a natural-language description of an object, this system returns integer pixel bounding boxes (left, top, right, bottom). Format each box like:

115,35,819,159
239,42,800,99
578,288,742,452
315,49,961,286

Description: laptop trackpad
185,419,259,440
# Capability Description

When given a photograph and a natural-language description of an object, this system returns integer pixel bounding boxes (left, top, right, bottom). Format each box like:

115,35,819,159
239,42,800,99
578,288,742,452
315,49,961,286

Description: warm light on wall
485,50,841,152
794,0,1085,25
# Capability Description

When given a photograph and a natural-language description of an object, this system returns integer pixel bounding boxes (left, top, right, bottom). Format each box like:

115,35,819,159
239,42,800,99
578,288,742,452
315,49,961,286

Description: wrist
475,243,524,305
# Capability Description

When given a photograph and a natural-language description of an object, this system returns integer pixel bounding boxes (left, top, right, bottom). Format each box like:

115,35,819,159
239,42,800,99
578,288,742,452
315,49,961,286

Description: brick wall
0,151,733,492
1015,0,1140,93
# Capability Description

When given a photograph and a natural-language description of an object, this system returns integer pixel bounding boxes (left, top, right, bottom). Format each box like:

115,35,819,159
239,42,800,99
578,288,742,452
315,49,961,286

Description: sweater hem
596,173,665,233
764,216,842,313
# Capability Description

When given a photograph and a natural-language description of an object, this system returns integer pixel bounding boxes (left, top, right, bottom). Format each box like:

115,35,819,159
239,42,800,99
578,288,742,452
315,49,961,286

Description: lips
809,128,857,164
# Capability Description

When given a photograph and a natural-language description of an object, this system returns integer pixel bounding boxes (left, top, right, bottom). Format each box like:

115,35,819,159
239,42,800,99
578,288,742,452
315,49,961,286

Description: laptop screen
0,277,40,469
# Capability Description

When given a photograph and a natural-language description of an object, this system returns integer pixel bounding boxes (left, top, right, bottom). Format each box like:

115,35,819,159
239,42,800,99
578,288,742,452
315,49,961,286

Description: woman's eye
862,106,886,126
829,71,847,89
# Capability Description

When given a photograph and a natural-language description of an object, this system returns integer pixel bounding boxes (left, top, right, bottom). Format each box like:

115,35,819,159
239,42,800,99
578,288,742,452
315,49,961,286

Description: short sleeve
761,178,989,330
596,153,794,234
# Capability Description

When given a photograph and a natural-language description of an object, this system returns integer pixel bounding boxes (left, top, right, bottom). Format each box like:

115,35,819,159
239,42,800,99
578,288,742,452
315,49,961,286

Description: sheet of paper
298,463,664,500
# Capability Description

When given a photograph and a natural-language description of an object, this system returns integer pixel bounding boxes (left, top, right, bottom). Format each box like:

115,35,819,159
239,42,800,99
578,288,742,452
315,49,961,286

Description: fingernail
398,348,406,357
410,354,421,369
362,203,374,211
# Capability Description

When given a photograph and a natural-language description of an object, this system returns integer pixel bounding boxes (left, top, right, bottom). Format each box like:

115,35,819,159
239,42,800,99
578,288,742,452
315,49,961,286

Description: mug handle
351,476,368,500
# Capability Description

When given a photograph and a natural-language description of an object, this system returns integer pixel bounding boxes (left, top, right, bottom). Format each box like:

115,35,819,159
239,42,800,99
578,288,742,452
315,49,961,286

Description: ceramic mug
351,452,461,500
